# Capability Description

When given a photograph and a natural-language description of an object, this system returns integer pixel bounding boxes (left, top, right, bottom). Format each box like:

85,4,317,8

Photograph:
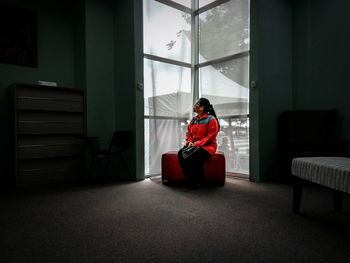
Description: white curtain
143,0,250,175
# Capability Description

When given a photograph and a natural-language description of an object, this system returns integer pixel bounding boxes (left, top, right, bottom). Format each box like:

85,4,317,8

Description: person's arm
185,122,194,146
193,118,219,147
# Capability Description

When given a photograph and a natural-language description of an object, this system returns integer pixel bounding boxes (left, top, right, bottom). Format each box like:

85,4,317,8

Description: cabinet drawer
18,135,83,146
17,158,83,186
17,112,85,134
18,144,84,159
16,87,83,101
17,97,84,112
17,122,84,134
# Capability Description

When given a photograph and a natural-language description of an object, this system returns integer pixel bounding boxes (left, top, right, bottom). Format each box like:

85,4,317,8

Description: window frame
143,0,250,176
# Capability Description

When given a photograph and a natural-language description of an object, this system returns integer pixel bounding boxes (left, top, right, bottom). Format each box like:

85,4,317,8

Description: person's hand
188,142,195,147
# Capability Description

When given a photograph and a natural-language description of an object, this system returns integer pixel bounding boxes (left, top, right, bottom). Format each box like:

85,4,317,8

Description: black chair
278,109,347,181
89,130,133,178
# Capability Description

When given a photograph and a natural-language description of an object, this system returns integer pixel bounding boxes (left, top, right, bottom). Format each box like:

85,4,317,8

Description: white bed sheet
291,157,350,194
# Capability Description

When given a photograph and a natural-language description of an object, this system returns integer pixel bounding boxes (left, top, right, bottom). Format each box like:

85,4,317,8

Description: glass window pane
171,0,191,8
199,56,249,117
143,0,191,63
217,116,249,174
145,118,187,175
199,0,250,62
200,56,249,175
144,58,191,117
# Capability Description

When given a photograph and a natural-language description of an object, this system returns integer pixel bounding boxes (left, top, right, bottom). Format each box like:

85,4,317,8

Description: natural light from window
143,0,250,177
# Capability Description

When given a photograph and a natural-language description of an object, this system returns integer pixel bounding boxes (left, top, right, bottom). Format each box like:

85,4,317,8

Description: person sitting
177,98,220,188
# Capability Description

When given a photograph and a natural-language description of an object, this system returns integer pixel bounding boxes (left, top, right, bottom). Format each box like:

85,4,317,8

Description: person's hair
198,97,220,128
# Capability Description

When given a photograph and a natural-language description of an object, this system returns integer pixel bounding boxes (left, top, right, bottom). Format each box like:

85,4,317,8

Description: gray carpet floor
0,177,349,263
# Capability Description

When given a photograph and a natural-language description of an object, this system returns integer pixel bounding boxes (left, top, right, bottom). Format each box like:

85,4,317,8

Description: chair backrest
109,130,133,151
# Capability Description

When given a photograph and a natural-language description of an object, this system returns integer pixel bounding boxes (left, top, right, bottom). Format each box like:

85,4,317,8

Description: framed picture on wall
0,3,37,67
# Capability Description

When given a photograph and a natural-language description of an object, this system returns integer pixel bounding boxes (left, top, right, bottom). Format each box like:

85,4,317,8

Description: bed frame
291,157,350,213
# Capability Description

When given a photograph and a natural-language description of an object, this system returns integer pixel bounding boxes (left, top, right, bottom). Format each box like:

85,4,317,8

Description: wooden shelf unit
8,83,87,187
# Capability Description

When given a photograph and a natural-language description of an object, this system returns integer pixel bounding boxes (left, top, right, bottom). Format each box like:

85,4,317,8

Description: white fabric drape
143,0,250,176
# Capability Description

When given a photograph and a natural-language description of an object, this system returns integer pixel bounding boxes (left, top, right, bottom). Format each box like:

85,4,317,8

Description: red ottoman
161,151,225,186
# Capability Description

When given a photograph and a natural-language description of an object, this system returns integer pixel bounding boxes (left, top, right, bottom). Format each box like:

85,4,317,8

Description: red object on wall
161,151,226,186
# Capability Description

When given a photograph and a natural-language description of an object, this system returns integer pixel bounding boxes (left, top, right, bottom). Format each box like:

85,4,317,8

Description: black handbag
182,145,199,159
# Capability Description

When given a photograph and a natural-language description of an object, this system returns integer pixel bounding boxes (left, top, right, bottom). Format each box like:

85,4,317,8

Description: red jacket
186,113,219,155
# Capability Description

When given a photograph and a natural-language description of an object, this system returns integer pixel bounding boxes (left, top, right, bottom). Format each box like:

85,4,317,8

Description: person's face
193,101,204,114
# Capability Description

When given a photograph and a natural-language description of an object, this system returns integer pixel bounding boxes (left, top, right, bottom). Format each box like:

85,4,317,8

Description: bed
291,157,350,213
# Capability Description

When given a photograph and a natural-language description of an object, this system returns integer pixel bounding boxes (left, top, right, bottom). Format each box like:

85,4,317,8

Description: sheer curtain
198,0,250,175
143,0,192,175
199,59,250,175
143,0,250,176
144,60,192,175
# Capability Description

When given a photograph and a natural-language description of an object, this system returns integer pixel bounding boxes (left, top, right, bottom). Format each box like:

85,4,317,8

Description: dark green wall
114,0,144,180
251,0,350,181
250,0,293,181
0,0,133,184
85,0,116,148
293,0,350,154
0,0,80,184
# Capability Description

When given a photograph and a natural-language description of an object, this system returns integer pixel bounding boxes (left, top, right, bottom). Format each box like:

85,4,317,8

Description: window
199,0,249,63
143,0,250,176
144,0,191,63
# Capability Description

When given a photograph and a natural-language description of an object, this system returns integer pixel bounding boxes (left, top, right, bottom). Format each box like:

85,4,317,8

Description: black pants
178,146,211,185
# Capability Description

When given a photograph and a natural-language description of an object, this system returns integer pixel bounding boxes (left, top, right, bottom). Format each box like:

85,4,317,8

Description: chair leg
103,155,112,177
333,190,343,212
119,155,132,178
88,155,96,179
293,177,303,213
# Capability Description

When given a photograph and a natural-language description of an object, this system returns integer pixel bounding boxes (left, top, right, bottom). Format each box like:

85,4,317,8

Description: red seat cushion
161,151,225,185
